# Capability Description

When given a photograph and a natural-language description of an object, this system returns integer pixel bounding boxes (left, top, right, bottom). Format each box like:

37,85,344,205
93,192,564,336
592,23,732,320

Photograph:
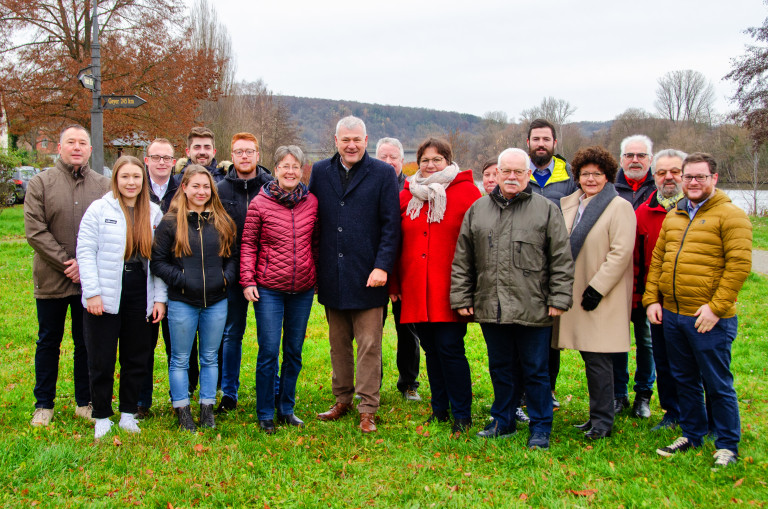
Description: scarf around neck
406,163,461,223
265,180,308,209
657,190,684,211
569,182,618,261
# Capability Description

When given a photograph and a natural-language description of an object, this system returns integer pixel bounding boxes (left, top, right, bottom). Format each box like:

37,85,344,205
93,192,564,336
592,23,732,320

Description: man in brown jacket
25,124,110,426
644,152,752,469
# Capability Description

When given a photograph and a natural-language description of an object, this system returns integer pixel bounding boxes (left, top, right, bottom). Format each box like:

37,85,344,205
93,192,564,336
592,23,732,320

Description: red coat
390,170,481,323
633,192,670,306
240,188,319,293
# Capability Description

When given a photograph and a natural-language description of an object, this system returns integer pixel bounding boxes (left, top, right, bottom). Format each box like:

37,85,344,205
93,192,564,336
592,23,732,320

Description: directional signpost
102,95,147,110
78,68,95,91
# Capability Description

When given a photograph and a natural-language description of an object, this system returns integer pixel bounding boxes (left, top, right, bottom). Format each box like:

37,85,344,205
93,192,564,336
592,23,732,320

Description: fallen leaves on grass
112,436,122,446
734,478,745,487
567,489,598,499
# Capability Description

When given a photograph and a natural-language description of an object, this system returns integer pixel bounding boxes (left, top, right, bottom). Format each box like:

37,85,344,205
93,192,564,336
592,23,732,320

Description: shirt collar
530,157,555,176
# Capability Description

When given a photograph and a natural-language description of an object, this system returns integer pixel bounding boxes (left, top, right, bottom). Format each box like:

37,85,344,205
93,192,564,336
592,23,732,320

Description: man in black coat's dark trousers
309,116,400,433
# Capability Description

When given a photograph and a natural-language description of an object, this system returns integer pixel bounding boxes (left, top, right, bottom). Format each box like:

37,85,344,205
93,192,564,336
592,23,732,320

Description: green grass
751,216,768,250
1,217,767,507
0,205,26,240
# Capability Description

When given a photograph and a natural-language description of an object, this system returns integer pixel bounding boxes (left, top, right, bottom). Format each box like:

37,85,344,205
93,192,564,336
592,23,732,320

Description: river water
722,188,768,215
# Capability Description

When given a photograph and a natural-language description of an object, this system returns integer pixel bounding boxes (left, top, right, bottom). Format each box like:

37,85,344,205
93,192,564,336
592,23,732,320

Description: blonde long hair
111,156,153,260
168,165,236,258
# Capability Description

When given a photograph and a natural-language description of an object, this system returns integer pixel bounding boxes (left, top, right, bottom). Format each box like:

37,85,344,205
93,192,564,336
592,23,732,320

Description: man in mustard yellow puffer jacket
643,152,752,469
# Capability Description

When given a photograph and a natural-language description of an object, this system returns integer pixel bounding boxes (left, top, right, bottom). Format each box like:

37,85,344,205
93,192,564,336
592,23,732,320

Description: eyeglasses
419,156,445,166
277,164,301,171
580,171,605,179
233,149,257,157
148,155,174,163
682,174,713,183
622,153,649,160
655,169,682,178
498,168,528,178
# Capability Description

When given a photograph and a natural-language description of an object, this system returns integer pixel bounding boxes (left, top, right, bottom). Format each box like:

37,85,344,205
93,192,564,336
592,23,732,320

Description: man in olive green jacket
644,152,751,469
451,148,573,449
24,124,110,427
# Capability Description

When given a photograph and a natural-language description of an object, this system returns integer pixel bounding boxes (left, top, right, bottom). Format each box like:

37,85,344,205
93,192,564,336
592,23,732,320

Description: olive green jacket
450,186,574,326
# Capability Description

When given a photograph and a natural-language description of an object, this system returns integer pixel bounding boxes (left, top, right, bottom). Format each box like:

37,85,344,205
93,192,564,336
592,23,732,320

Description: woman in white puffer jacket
77,155,167,440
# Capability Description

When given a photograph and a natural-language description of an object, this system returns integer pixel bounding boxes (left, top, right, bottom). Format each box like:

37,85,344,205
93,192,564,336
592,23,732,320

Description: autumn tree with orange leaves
0,0,225,147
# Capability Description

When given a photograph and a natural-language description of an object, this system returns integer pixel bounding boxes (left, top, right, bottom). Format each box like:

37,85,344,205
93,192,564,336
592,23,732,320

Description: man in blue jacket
309,116,400,433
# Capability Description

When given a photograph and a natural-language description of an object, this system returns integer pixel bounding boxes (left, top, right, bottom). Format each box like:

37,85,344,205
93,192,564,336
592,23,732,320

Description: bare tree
188,0,236,96
655,70,716,124
519,97,576,127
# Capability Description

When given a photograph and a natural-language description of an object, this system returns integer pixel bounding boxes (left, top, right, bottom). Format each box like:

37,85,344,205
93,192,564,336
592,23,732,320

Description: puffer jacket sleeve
76,200,103,301
450,203,477,310
149,206,168,303
545,201,574,310
151,216,185,290
709,209,752,316
223,239,239,287
240,197,263,288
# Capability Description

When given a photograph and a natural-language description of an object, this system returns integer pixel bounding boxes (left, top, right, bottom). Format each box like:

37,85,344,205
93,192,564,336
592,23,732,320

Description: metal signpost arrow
102,95,147,110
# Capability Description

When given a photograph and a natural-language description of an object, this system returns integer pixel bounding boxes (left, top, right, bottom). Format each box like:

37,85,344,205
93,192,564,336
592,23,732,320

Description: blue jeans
613,305,656,397
254,287,314,420
650,322,680,421
34,296,90,408
480,323,552,433
415,322,472,420
220,285,250,400
167,299,227,407
663,309,740,454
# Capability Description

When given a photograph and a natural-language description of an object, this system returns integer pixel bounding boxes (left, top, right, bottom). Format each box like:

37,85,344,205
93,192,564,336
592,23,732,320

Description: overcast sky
212,0,766,122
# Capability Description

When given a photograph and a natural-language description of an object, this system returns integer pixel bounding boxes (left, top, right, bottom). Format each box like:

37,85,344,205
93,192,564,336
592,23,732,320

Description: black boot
632,391,652,419
200,404,215,428
177,405,197,432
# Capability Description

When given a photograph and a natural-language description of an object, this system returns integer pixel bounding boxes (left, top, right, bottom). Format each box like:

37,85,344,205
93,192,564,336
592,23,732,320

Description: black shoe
259,419,276,435
215,395,237,415
613,396,630,415
452,418,472,433
551,391,560,409
424,411,450,425
584,428,612,440
573,420,592,431
651,416,678,431
177,405,197,432
276,413,305,427
527,432,550,449
200,404,215,428
136,406,150,420
476,420,515,438
632,391,652,419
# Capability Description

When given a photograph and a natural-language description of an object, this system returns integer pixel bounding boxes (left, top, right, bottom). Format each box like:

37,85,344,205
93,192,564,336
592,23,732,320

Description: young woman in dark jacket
240,146,319,434
151,165,237,431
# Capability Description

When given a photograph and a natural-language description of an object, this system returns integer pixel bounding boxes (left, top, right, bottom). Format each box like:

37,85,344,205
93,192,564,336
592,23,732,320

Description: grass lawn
0,206,766,507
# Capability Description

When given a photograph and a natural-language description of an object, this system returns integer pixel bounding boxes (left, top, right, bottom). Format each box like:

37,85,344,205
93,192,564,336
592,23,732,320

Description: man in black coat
309,116,400,433
215,132,273,415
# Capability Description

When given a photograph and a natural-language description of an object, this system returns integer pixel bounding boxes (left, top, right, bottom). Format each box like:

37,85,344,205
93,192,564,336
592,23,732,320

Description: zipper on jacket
291,208,297,292
671,214,695,314
198,214,207,308
488,231,493,248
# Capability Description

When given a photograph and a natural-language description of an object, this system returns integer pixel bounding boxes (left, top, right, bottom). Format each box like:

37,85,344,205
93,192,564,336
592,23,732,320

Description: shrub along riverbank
0,206,766,507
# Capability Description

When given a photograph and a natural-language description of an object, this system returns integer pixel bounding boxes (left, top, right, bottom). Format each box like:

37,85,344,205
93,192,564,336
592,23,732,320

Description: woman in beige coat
554,146,635,440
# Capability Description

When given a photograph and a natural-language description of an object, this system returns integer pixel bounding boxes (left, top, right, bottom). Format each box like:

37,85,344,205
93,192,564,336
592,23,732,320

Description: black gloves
581,285,603,311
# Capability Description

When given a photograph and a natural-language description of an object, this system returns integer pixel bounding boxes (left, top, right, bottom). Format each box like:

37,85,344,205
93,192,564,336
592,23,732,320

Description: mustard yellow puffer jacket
642,189,752,318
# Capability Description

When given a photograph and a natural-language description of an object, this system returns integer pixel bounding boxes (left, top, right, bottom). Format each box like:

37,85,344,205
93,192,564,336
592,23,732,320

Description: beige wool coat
552,190,635,353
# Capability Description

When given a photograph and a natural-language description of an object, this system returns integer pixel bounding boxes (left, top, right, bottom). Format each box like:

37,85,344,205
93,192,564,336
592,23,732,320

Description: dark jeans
650,322,680,420
137,316,170,409
613,306,656,398
415,322,471,420
387,300,420,392
254,288,314,420
580,351,614,432
549,344,560,391
481,323,552,433
34,295,90,408
220,285,250,401
663,309,740,454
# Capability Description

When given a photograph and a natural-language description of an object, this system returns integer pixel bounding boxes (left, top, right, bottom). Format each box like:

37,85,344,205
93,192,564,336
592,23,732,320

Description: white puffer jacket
77,191,167,316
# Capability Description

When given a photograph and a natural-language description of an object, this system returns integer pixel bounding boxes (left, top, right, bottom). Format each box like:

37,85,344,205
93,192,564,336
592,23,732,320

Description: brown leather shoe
359,413,377,433
317,402,352,421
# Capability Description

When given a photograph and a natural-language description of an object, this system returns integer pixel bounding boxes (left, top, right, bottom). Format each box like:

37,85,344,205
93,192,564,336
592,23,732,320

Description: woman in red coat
389,138,481,433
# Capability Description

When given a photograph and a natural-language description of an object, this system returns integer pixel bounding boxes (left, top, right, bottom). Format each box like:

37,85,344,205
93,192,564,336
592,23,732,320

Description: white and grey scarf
406,163,461,223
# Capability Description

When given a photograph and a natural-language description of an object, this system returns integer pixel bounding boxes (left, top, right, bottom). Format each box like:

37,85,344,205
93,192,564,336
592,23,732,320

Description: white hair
620,134,653,158
652,149,688,174
498,148,532,169
335,116,367,136
376,137,404,160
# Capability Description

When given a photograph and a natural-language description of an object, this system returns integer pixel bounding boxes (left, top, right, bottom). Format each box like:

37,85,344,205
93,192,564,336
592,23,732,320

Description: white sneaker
119,413,141,433
75,404,96,423
30,408,54,427
94,418,114,439
712,448,737,469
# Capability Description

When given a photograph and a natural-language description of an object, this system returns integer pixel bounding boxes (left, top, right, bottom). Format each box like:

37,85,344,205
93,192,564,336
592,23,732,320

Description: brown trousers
326,306,384,414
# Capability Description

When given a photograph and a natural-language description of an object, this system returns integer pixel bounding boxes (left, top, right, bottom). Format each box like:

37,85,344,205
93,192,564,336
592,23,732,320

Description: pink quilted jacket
240,190,319,293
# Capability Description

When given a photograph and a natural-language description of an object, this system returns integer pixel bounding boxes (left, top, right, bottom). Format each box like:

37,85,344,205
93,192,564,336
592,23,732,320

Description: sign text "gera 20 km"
102,95,147,110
